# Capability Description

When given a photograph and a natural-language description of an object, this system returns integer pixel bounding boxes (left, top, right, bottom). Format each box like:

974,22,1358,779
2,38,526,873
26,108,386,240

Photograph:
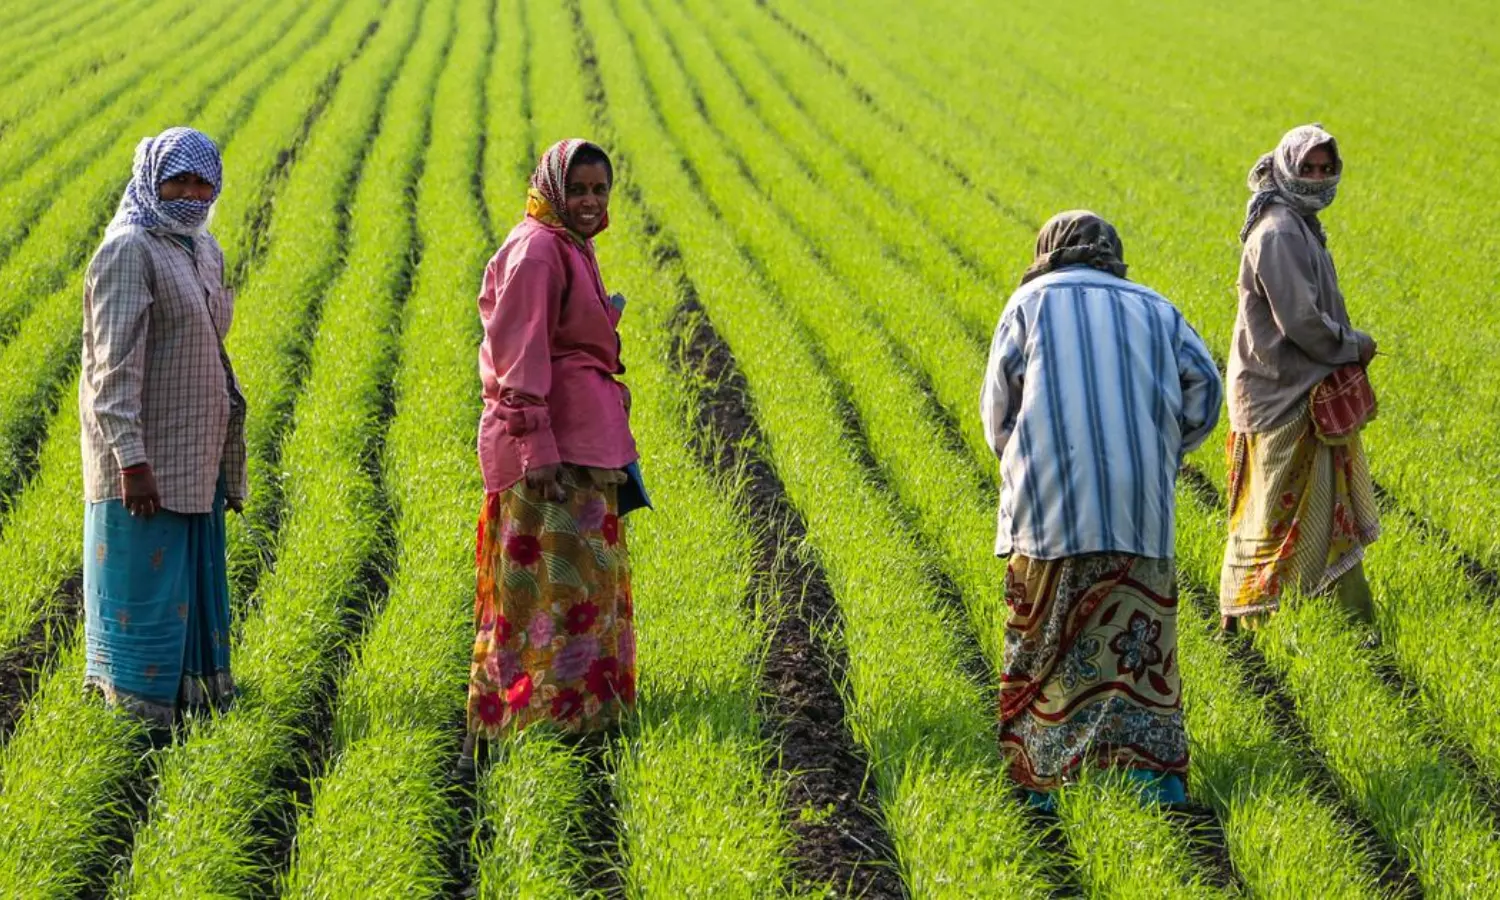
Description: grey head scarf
1241,123,1341,245
1020,210,1128,286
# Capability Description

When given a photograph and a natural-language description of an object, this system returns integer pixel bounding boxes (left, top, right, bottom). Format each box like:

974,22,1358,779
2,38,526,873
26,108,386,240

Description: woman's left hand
227,497,245,515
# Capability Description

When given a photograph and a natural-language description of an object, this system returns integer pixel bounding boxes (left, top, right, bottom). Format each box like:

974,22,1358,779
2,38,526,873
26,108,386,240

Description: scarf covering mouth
1241,123,1342,245
109,126,223,236
526,138,612,244
1020,210,1129,286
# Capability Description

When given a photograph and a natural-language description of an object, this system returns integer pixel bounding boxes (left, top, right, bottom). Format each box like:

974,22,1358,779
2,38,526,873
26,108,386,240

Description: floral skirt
467,467,635,737
998,553,1188,793
1219,409,1380,624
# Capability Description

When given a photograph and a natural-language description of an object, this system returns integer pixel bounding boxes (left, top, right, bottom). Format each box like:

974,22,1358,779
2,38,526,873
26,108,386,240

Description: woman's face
159,172,216,202
565,161,610,236
1298,146,1338,181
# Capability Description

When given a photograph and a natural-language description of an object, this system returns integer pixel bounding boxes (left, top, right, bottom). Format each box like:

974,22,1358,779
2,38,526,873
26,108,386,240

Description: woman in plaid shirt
79,127,247,727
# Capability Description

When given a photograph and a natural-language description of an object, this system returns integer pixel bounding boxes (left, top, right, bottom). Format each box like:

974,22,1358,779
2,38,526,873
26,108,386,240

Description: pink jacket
477,217,636,493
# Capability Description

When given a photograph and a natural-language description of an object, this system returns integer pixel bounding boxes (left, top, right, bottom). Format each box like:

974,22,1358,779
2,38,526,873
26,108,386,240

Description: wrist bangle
121,464,149,475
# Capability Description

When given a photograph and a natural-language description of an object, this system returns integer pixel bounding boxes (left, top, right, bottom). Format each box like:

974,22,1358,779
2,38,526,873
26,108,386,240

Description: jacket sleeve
980,309,1027,460
86,235,153,470
1253,229,1363,366
1175,314,1223,454
482,249,564,472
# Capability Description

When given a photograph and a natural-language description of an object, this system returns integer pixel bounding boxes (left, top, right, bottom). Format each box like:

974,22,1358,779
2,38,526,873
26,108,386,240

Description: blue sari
82,478,234,725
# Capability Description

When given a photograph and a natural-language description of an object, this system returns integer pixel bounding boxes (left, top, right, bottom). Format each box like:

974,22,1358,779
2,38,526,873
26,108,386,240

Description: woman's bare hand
525,464,568,503
1358,333,1378,364
122,465,161,518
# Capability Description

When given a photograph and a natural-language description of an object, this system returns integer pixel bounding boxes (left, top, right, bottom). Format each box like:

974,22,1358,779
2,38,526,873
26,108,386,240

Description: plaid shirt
80,225,247,513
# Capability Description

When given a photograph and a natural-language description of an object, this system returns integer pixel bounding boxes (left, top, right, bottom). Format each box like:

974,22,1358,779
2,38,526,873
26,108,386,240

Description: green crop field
0,0,1497,896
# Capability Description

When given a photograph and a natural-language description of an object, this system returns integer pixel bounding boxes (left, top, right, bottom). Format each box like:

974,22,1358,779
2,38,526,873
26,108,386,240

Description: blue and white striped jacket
980,267,1222,560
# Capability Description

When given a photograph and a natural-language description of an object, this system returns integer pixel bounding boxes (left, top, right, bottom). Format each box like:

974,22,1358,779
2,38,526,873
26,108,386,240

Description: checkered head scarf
109,127,223,236
1241,123,1342,245
526,138,612,242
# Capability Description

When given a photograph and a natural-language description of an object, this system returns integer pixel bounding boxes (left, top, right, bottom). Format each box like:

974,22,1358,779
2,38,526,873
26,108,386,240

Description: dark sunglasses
1298,162,1338,177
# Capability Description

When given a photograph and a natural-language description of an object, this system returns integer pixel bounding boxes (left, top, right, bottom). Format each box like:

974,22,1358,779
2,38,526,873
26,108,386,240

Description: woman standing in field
80,127,246,728
1219,124,1381,637
466,139,641,755
981,211,1221,807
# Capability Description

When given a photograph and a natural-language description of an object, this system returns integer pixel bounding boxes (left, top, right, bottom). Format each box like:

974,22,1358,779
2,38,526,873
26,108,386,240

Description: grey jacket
1227,204,1369,432
80,226,247,513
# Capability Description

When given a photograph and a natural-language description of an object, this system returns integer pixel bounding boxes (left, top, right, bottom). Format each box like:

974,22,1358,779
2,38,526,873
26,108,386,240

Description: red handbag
1310,364,1377,444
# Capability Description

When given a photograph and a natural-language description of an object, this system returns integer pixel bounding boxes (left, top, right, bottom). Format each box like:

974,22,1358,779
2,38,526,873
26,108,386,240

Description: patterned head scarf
1020,210,1129,286
526,138,613,242
109,127,223,236
1241,123,1342,245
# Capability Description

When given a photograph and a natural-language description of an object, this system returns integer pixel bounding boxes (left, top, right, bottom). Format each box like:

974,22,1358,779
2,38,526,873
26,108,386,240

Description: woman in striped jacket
981,210,1222,808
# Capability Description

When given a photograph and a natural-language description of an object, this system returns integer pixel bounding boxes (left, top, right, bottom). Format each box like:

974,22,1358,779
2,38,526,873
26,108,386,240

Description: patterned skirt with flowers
1218,408,1380,624
468,466,635,736
999,553,1188,793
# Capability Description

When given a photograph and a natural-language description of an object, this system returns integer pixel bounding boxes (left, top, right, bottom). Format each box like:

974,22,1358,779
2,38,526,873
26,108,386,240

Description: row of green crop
275,0,493,891
778,0,1500,576
580,0,1060,893
0,0,232,313
0,1,391,894
111,1,437,894
0,0,103,49
0,0,320,502
0,0,227,268
755,0,1500,798
0,0,165,133
683,1,1500,894
0,0,346,662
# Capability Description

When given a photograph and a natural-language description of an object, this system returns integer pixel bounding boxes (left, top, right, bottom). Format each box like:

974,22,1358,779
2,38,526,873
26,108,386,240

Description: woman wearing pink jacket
465,139,644,758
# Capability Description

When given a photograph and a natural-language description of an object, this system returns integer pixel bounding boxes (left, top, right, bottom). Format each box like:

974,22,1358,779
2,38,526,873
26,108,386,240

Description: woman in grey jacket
1219,124,1380,637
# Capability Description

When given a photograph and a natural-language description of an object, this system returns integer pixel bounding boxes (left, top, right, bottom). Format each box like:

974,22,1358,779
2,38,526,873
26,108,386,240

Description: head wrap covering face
1241,123,1342,245
1020,210,1129,286
109,127,223,236
526,138,612,243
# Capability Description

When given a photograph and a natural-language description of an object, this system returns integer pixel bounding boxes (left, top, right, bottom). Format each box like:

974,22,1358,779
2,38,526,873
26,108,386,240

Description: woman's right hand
1357,332,1378,364
122,465,161,517
524,463,568,503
